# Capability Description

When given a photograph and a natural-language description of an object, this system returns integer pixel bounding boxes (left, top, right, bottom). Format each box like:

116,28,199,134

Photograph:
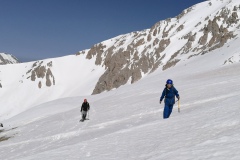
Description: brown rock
86,43,106,60
153,38,159,46
163,59,180,70
131,68,142,84
31,71,36,81
147,33,152,42
46,68,53,87
38,81,42,89
35,66,46,78
47,61,53,67
153,28,158,36
198,32,208,45
176,24,184,32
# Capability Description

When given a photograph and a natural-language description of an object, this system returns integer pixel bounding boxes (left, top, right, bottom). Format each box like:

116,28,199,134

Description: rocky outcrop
38,81,42,89
163,59,180,71
195,7,237,54
27,61,55,88
76,1,240,95
0,53,19,65
46,68,55,87
86,43,106,65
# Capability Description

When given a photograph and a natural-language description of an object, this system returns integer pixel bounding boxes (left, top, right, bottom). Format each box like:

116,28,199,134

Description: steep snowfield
0,40,240,160
1,0,240,120
0,54,105,119
1,0,240,159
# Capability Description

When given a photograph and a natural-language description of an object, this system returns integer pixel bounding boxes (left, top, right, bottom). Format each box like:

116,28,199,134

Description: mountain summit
0,53,19,65
76,0,240,94
1,1,240,159
0,0,240,119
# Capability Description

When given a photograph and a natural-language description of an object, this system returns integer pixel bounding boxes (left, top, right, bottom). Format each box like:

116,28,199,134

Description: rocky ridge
26,61,55,88
0,53,19,65
76,0,240,94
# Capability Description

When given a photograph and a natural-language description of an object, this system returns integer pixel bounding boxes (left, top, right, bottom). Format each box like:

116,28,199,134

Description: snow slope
0,54,105,119
1,0,240,120
78,0,240,94
0,1,240,159
0,39,240,159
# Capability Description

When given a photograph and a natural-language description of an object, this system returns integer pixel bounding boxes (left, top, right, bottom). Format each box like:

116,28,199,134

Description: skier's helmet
166,79,173,84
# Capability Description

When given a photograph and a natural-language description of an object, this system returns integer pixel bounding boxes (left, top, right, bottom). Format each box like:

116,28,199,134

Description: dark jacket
160,86,179,105
81,102,90,112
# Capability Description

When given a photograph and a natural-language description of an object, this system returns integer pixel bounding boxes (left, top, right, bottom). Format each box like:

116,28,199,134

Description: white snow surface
0,54,105,119
0,0,240,159
0,42,240,160
1,0,240,120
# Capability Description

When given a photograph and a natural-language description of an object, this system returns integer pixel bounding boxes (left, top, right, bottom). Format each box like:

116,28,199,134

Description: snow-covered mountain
1,37,240,160
0,0,240,159
1,0,240,119
0,53,19,65
74,0,240,94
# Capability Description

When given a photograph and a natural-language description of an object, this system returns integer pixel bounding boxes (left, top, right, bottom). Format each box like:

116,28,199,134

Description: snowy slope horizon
1,0,240,159
1,43,240,159
1,0,240,120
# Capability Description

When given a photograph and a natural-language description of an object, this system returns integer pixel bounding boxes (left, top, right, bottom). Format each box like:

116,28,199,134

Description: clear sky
0,0,205,62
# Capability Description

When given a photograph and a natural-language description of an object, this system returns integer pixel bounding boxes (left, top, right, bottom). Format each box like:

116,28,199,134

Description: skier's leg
81,112,85,120
163,105,170,119
82,111,87,120
168,105,174,118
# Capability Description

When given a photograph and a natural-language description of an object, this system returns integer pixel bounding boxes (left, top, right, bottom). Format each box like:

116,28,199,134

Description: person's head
84,99,87,103
166,79,173,88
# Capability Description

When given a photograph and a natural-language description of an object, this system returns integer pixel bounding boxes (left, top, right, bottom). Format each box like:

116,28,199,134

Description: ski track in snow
1,0,240,159
0,57,240,159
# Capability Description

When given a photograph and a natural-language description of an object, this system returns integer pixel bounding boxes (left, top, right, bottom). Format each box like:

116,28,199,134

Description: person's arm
81,103,83,112
174,88,180,100
160,88,166,103
88,103,90,110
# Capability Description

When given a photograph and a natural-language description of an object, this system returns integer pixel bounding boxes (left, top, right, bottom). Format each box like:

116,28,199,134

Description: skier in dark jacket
160,79,180,119
81,99,90,121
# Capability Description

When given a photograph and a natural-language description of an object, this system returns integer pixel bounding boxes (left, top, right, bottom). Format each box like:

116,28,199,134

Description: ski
79,118,89,122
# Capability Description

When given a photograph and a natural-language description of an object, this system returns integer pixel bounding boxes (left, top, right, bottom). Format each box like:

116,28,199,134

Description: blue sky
0,0,205,62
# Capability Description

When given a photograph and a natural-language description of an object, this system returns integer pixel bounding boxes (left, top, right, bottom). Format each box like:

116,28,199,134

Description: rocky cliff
76,0,240,94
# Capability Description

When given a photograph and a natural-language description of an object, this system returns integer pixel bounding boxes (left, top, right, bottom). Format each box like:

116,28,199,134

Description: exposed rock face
38,81,42,89
0,53,19,65
27,61,55,88
76,1,240,94
46,68,55,87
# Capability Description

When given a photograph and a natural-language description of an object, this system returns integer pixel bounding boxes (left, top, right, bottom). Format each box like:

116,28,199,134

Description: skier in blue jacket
160,79,180,119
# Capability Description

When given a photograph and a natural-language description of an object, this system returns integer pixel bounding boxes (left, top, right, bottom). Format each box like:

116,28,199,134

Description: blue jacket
160,86,179,105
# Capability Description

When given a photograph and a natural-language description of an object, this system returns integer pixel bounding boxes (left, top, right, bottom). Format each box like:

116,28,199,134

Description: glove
177,96,180,100
159,101,162,104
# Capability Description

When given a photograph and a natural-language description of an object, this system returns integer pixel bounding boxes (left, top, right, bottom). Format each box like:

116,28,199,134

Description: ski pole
178,100,180,113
